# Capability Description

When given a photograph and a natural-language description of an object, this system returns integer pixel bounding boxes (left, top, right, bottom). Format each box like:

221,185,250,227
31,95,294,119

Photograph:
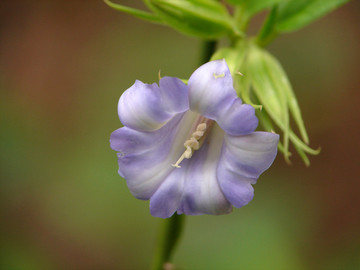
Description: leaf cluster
104,0,350,41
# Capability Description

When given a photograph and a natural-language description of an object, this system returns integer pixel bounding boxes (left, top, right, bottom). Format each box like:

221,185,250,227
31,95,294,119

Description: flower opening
110,60,279,218
172,117,214,168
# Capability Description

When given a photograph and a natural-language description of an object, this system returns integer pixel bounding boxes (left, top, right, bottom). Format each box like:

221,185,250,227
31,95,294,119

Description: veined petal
215,99,258,136
177,124,232,215
188,59,237,119
159,77,190,113
218,176,254,209
150,167,186,218
110,111,198,200
118,77,188,132
218,131,279,208
188,60,258,136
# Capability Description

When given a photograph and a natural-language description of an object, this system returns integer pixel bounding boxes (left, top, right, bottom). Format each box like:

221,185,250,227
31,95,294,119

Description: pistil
172,121,210,168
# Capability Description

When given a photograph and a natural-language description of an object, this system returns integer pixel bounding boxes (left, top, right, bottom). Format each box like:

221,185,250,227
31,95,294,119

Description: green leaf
227,0,285,18
146,0,236,39
276,0,350,32
104,0,162,23
256,6,279,47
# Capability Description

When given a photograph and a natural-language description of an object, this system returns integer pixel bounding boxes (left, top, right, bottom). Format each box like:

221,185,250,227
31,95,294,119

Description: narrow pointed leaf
147,0,236,39
229,0,285,17
256,5,279,47
276,0,350,32
104,0,162,23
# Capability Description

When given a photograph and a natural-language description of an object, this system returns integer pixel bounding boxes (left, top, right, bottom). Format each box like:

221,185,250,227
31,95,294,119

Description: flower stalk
151,214,185,270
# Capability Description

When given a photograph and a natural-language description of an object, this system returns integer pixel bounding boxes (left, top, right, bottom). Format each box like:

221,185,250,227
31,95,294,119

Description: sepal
244,44,319,164
214,42,320,164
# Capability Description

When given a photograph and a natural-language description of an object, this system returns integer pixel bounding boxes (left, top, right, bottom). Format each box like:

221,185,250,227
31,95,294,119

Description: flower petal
150,168,186,218
110,111,198,200
217,131,279,208
188,59,237,119
188,60,258,135
215,99,258,136
177,124,232,215
118,77,188,132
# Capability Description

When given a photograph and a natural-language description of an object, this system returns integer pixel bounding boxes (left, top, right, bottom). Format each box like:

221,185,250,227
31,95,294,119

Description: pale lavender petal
188,59,237,119
110,114,182,200
110,111,199,200
177,125,232,215
215,99,258,136
217,131,279,208
159,77,190,113
150,167,187,218
118,77,188,132
218,175,255,209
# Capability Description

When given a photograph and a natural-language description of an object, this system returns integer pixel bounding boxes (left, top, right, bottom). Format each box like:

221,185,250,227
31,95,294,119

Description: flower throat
172,117,214,168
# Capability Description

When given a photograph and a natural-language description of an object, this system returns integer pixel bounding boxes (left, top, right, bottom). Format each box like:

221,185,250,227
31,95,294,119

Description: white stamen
192,130,204,140
197,123,207,131
171,123,207,168
185,137,199,149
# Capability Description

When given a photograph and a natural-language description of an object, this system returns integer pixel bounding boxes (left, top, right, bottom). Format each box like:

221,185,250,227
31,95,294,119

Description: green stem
199,40,217,65
151,214,185,270
256,6,279,47
150,40,217,270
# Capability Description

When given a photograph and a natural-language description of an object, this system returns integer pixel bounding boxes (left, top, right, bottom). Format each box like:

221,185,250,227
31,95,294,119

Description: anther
197,123,207,131
192,130,204,140
184,137,199,149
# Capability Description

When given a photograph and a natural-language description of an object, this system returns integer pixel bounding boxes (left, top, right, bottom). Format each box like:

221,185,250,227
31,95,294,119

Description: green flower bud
145,0,238,39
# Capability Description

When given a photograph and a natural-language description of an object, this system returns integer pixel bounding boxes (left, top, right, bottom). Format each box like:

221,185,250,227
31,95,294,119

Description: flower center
172,116,214,168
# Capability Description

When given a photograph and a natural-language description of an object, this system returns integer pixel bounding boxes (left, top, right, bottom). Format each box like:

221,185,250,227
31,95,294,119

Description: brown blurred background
1,1,359,269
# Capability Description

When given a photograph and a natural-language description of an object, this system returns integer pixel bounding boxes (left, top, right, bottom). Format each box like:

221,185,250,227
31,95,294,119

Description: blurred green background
1,1,359,269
